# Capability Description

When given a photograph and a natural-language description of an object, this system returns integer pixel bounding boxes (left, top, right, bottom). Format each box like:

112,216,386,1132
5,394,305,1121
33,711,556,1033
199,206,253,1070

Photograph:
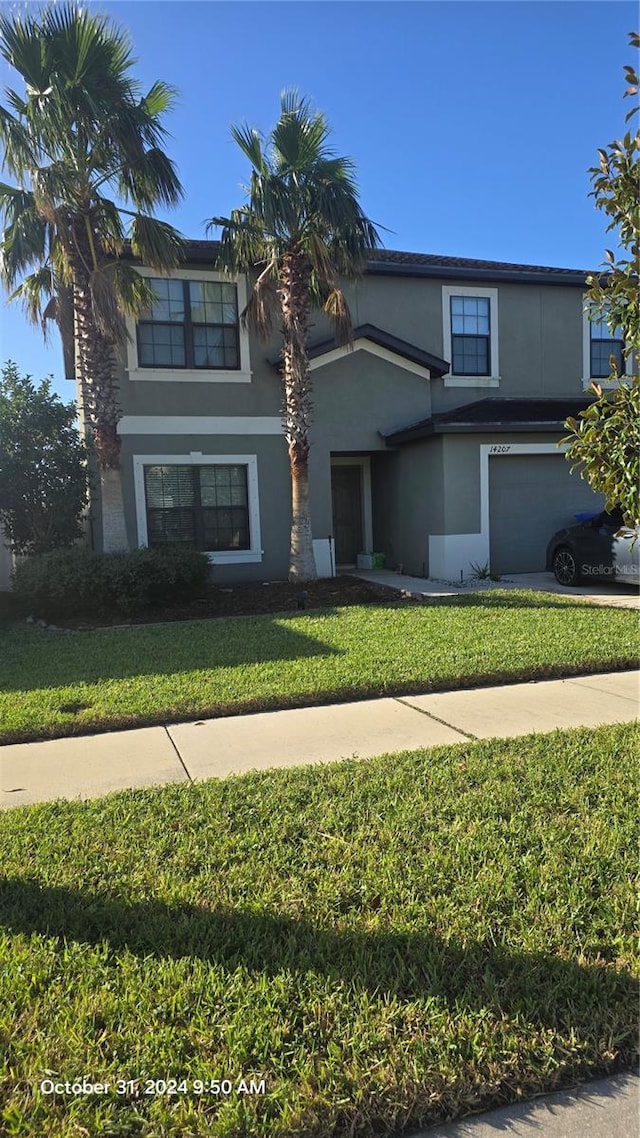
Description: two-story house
87,242,628,582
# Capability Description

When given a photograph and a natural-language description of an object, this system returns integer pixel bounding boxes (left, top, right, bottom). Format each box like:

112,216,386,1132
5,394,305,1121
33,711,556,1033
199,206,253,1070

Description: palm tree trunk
71,234,127,552
279,248,317,582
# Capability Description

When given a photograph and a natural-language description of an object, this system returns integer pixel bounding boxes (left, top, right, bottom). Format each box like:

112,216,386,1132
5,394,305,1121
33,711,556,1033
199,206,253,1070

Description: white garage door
489,454,604,574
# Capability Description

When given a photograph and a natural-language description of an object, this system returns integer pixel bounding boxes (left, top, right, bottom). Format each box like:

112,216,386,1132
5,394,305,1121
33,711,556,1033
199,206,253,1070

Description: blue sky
0,0,636,400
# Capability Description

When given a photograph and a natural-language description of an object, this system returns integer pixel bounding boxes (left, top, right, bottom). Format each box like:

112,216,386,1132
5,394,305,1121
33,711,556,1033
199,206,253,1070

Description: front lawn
0,722,637,1137
0,591,638,744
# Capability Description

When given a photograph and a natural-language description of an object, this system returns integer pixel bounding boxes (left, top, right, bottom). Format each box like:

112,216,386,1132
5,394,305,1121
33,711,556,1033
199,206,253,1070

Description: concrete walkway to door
350,568,640,609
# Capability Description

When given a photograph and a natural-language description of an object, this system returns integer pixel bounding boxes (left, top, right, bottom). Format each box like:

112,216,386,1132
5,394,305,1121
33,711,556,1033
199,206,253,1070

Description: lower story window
144,464,249,551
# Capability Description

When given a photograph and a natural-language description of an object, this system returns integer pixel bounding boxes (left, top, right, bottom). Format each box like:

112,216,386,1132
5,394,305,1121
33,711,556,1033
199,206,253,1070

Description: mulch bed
27,575,407,630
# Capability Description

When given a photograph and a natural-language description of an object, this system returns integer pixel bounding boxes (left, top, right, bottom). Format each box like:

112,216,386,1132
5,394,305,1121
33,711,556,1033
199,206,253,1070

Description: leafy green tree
564,33,639,527
0,3,184,551
209,92,381,581
0,360,88,555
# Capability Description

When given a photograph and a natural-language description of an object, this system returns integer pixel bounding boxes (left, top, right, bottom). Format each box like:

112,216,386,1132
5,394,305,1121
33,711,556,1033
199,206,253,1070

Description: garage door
489,454,604,574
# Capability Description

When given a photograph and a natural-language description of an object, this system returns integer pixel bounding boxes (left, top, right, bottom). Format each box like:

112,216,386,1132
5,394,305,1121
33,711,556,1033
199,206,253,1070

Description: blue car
546,508,640,587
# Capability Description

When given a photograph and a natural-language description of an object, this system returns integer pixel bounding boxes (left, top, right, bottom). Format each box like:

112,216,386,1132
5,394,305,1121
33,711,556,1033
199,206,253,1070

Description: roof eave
365,261,588,287
386,420,572,445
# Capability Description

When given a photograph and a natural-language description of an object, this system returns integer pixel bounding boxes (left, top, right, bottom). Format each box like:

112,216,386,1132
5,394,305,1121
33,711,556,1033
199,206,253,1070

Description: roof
383,398,594,445
304,324,449,378
122,240,589,285
365,249,588,286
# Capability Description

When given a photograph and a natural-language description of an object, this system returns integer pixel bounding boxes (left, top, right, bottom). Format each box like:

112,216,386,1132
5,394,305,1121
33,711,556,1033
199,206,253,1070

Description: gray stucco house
87,242,629,582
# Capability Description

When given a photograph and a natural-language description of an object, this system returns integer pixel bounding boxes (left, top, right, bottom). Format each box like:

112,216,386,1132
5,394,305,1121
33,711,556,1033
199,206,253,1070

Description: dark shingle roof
123,240,589,284
366,249,587,285
367,249,585,274
384,398,594,445
304,324,449,378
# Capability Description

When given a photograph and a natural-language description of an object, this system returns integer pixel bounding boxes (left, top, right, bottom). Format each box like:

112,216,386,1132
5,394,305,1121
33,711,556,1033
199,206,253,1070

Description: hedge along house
77,241,628,582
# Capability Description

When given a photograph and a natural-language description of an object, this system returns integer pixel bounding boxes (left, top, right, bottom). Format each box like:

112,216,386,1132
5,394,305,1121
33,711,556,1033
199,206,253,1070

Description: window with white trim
144,463,249,551
450,295,491,375
442,285,499,385
137,279,240,370
589,312,624,379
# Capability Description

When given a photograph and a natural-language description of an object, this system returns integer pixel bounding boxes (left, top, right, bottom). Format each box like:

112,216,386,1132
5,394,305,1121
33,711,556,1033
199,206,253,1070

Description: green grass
0,591,638,744
0,722,638,1137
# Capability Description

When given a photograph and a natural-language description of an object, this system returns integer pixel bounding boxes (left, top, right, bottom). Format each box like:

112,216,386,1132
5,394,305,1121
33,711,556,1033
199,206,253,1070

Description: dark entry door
331,464,363,564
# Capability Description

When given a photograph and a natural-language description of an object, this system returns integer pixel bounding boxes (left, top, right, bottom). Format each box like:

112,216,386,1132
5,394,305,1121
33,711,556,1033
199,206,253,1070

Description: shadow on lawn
0,614,342,691
1,876,637,1057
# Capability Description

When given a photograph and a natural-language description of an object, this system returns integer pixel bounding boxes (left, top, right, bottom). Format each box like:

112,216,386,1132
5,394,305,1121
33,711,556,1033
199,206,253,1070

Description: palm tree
0,3,184,551
209,91,382,581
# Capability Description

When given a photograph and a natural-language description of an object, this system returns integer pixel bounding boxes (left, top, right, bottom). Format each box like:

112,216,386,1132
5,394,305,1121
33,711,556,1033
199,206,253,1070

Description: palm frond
272,91,331,172
121,146,183,209
304,230,336,291
7,265,54,328
88,267,128,342
0,103,41,175
43,3,135,91
322,287,353,347
208,208,269,274
0,10,52,92
91,195,126,255
241,261,278,339
128,214,184,270
230,124,267,173
0,195,49,287
106,260,157,317
141,80,179,119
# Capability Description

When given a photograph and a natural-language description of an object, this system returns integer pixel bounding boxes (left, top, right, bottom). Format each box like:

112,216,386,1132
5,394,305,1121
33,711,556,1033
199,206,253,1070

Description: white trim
125,267,252,383
443,375,500,388
118,416,282,435
132,452,263,565
330,456,373,555
128,370,252,385
581,300,633,389
309,338,432,381
313,537,336,579
428,442,568,579
441,284,500,386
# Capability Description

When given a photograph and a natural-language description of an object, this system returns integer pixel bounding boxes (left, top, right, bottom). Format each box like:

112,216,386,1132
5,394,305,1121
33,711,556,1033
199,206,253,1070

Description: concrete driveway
352,569,639,609
500,571,640,608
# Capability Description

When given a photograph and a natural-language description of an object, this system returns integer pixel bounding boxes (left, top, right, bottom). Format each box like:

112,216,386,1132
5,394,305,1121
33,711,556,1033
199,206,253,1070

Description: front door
331,464,363,565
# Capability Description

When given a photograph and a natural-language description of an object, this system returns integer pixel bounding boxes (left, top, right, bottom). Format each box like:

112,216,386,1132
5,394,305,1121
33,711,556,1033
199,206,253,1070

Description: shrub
0,361,88,554
12,546,210,618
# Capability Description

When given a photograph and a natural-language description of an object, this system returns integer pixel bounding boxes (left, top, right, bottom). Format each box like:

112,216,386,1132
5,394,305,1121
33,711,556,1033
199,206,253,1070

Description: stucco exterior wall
119,432,291,583
439,431,566,534
310,351,432,450
371,440,444,578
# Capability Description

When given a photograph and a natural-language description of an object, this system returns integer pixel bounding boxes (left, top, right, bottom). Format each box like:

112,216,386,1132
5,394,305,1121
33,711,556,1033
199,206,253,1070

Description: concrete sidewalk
2,669,638,809
413,1071,639,1137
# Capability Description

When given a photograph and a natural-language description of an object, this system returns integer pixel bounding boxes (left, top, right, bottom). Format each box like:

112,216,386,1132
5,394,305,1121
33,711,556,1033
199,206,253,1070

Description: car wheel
553,547,580,586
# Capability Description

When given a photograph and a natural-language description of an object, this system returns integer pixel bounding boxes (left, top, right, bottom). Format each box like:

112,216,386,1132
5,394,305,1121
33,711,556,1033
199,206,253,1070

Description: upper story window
450,295,491,375
137,279,240,370
589,312,624,379
441,285,499,387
